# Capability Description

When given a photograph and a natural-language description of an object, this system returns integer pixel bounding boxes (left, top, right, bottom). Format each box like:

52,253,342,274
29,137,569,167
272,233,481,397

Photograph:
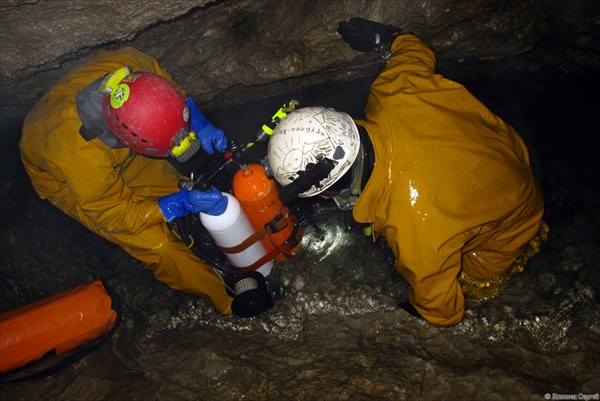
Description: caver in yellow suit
352,34,545,326
268,19,545,326
20,47,233,314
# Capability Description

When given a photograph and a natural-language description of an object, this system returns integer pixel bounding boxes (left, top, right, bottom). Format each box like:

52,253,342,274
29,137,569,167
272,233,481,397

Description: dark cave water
1,62,599,400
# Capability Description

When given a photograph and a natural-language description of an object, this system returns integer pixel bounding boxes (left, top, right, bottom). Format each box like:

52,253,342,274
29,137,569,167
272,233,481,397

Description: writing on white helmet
267,107,360,197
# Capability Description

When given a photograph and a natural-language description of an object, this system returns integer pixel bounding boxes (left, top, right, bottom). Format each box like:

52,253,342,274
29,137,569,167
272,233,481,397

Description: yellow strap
283,100,299,112
99,66,132,94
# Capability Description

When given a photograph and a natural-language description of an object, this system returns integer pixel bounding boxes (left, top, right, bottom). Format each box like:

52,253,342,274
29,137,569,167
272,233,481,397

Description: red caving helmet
101,69,193,158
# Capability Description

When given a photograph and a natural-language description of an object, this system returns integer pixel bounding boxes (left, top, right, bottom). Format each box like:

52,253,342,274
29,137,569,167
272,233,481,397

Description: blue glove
158,187,228,222
186,98,228,155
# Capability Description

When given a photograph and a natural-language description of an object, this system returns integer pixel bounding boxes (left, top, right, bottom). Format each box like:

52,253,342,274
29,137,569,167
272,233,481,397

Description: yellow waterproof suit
353,35,544,326
20,47,233,314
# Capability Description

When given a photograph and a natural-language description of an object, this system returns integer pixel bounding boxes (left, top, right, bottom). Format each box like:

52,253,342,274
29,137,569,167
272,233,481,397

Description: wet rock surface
1,54,599,399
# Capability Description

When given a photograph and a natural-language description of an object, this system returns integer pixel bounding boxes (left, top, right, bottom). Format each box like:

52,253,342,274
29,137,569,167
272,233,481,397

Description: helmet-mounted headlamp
170,129,201,162
100,67,198,161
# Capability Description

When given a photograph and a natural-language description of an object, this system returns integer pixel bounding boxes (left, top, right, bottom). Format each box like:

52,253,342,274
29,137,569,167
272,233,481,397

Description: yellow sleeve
368,34,437,97
63,142,168,235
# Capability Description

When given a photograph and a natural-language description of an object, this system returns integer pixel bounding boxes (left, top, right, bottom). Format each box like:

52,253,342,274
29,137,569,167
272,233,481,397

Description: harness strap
219,227,268,254
217,212,303,271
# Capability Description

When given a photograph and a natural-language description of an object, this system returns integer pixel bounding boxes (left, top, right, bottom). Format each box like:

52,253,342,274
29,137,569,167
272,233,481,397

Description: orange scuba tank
233,163,302,261
0,280,117,375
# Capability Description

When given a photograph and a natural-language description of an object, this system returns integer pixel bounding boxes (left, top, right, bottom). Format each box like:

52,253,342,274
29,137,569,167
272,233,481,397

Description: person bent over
20,47,235,314
266,18,545,326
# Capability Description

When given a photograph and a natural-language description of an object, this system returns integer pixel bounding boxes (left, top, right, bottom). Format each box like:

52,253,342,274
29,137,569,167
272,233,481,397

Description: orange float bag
0,279,117,375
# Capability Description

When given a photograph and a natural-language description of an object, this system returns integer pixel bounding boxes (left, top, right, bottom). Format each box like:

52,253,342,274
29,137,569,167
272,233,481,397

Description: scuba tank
233,163,302,261
169,100,303,317
200,192,274,277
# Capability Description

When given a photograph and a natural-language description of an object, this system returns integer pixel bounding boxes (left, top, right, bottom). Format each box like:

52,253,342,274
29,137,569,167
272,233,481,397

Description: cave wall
0,3,599,395
1,0,598,121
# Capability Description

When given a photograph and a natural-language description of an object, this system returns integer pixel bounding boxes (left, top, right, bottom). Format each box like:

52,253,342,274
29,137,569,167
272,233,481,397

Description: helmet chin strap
324,145,364,211
321,125,374,210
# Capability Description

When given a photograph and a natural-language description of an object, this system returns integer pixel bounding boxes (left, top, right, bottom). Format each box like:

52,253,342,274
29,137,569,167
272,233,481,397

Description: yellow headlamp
99,66,133,94
171,131,201,162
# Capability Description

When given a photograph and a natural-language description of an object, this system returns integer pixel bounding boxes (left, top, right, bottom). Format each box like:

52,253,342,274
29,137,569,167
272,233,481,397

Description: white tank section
200,192,273,276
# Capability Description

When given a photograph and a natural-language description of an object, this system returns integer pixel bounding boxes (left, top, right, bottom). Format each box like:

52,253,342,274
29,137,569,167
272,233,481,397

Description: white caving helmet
267,106,360,197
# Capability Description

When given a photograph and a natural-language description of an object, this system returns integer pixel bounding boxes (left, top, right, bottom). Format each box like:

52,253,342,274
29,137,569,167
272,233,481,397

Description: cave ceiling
1,0,598,120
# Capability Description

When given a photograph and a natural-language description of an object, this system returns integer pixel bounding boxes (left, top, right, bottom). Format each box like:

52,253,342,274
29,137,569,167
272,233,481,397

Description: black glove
398,300,424,320
337,17,402,59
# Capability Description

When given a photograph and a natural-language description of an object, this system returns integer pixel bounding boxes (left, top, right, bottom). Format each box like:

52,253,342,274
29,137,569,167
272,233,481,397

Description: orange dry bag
0,279,117,375
233,163,302,261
